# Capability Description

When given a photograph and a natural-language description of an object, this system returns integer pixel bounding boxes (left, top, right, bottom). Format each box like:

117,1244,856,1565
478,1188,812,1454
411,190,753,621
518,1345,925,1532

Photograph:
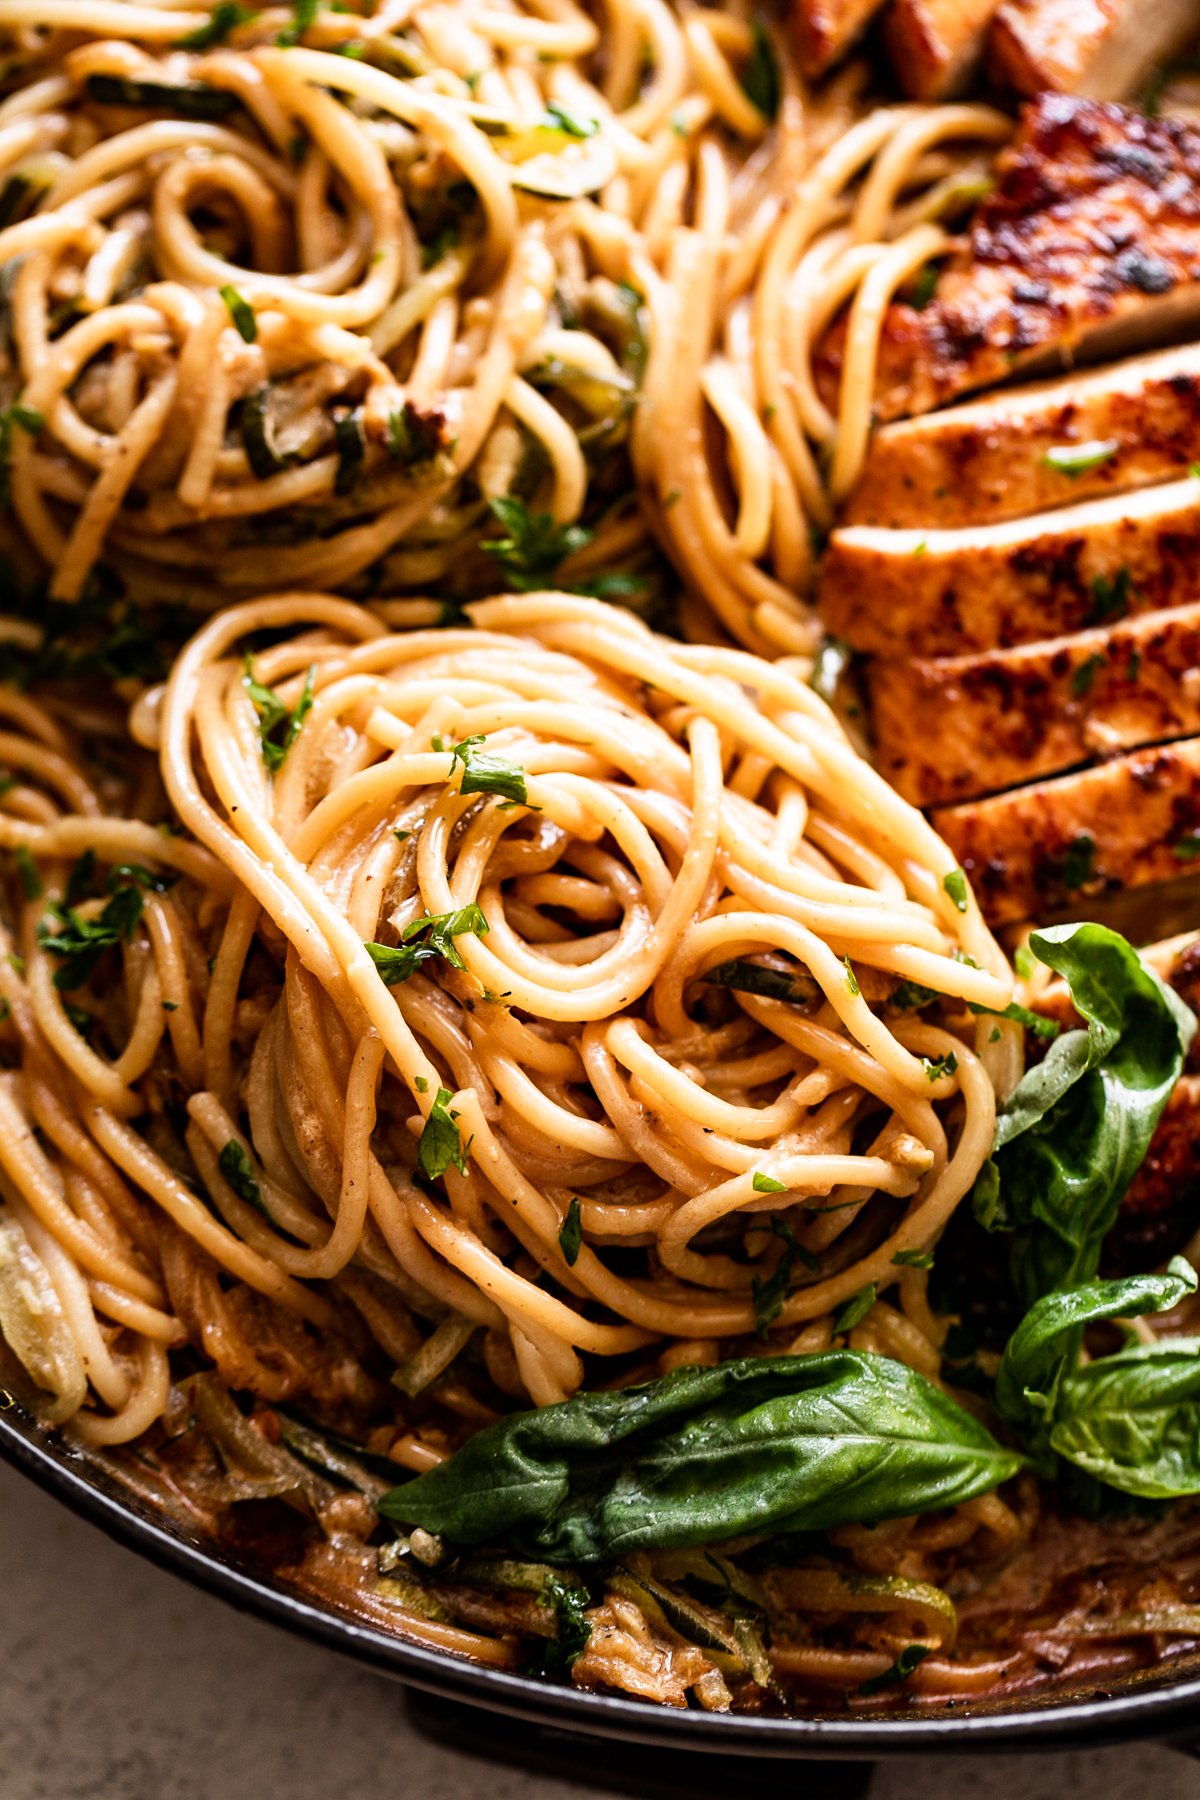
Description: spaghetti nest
0,0,1007,650
139,589,1016,1409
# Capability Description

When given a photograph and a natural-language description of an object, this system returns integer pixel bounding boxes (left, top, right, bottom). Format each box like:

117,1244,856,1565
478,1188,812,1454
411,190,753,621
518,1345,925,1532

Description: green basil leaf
1051,1338,1200,1498
973,923,1195,1305
996,1258,1197,1436
377,1351,1023,1562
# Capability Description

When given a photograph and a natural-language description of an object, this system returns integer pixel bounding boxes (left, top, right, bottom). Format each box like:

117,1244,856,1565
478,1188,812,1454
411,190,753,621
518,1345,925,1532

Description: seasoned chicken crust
819,95,1200,424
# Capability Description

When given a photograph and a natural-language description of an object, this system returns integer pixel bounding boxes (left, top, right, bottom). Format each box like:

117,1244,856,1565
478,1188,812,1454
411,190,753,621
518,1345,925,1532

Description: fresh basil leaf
418,1086,470,1180
996,1258,1197,1440
973,923,1195,1306
1051,1338,1200,1499
377,1351,1024,1562
558,1197,583,1267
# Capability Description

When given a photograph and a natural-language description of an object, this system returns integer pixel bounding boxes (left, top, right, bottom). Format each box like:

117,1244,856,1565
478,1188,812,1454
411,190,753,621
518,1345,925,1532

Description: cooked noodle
0,0,1007,651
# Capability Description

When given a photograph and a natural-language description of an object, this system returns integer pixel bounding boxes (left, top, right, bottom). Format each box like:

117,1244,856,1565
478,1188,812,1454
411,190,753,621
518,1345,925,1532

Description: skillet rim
4,1406,1200,1759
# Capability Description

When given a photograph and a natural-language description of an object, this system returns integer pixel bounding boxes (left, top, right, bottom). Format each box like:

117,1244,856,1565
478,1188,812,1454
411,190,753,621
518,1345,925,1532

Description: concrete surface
1,1459,1197,1800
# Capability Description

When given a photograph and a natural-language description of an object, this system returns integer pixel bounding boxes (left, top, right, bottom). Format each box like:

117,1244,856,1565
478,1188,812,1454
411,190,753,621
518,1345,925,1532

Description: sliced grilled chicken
821,475,1200,657
869,605,1200,806
883,0,1004,99
931,736,1200,925
795,0,888,75
990,0,1200,103
843,343,1200,530
818,97,1200,425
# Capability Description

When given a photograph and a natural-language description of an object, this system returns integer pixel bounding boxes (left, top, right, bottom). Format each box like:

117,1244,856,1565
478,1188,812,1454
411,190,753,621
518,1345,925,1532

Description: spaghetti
0,0,1008,651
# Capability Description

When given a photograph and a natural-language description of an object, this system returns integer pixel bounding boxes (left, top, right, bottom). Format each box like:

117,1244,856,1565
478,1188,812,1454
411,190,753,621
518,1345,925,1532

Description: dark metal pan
4,1397,1200,1763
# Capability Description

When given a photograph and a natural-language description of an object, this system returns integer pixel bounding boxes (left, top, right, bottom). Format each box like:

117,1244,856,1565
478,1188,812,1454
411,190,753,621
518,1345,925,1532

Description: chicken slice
817,96,1200,425
821,475,1200,657
843,343,1200,530
795,0,889,75
990,0,1200,105
869,605,1200,806
931,736,1200,925
883,0,1004,100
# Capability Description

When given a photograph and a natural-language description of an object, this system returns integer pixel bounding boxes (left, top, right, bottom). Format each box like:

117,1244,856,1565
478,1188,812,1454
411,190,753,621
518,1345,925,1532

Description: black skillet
4,1395,1200,1795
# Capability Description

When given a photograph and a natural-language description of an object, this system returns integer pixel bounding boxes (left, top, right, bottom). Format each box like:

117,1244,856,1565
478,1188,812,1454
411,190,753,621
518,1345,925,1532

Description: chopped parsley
859,1644,932,1697
1071,652,1107,697
921,1052,958,1082
943,867,969,913
448,733,528,805
751,1171,787,1193
751,1217,815,1337
481,496,591,592
558,1196,583,1266
892,1249,934,1270
218,1140,273,1221
542,100,598,138
276,0,317,44
386,400,446,469
888,979,941,1012
242,659,314,771
740,17,780,121
1174,832,1200,861
1090,567,1131,623
967,999,1061,1040
417,1086,471,1180
843,956,860,997
175,3,258,48
12,844,41,901
908,262,940,311
833,1283,877,1335
0,402,43,506
703,958,817,1005
1042,440,1118,478
219,284,256,343
36,883,145,989
1059,830,1096,892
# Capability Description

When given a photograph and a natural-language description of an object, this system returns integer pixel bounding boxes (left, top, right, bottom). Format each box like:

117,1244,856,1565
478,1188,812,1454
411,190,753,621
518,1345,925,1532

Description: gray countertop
2,1458,1197,1800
